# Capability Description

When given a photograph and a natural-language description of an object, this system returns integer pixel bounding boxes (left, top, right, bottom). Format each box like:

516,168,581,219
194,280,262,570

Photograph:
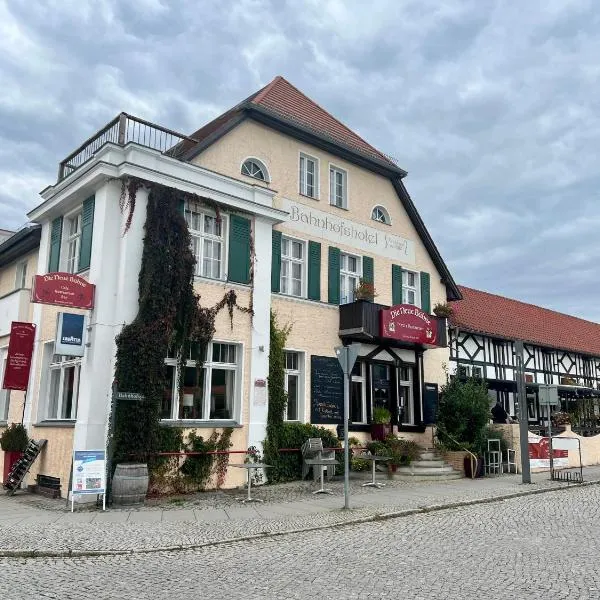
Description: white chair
504,448,518,474
301,438,336,481
485,439,502,475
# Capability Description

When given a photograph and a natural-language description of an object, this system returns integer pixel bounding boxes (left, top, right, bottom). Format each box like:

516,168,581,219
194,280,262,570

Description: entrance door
423,383,438,425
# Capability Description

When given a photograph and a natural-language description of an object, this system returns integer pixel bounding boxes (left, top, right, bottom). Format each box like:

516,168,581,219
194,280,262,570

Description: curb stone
2,478,599,559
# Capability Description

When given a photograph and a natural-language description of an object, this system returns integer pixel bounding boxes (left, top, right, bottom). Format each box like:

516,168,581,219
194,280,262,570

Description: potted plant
371,407,392,441
551,411,571,426
354,278,377,302
433,302,453,319
0,423,29,483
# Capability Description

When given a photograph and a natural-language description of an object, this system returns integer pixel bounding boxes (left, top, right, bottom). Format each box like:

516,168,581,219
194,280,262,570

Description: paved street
2,484,600,599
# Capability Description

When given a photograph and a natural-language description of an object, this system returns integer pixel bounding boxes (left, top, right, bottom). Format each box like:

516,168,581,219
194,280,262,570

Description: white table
230,463,272,503
354,454,391,489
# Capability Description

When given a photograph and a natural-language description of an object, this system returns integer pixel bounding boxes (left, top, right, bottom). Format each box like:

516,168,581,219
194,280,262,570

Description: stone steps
394,447,463,480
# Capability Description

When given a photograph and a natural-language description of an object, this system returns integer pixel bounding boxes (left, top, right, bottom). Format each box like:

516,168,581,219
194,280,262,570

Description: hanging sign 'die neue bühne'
32,272,95,310
2,322,36,391
380,304,440,346
55,313,86,357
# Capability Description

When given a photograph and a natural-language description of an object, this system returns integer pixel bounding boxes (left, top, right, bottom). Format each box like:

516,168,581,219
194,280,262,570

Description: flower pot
463,456,484,479
3,451,24,483
371,424,392,441
387,463,397,480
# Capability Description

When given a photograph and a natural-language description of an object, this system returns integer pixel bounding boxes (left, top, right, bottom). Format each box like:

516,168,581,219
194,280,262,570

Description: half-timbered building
449,286,600,436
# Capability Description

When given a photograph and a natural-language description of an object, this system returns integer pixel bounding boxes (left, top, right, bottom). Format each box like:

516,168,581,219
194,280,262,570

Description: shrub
265,422,340,483
472,425,508,457
372,407,391,424
0,423,28,452
436,375,490,454
384,436,421,466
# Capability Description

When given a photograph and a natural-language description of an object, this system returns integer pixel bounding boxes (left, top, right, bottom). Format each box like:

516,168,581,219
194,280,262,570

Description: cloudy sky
1,0,599,320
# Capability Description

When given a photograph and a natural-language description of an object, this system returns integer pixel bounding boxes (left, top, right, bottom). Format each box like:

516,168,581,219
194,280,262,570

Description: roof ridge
250,75,390,162
457,285,599,327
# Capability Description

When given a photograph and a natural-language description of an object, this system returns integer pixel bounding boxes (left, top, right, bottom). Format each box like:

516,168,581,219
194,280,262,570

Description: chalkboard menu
311,355,344,424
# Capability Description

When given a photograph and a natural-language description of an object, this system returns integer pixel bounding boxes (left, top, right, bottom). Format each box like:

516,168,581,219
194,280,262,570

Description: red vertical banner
2,322,36,391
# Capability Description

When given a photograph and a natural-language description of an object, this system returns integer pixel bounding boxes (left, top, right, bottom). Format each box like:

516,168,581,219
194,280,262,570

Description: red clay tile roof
451,286,600,357
249,76,396,166
187,76,398,169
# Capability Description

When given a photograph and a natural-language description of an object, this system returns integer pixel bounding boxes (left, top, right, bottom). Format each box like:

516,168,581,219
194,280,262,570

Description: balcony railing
57,112,199,181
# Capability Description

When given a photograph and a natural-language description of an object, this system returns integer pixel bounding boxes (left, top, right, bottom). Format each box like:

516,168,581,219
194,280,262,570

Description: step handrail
435,426,478,480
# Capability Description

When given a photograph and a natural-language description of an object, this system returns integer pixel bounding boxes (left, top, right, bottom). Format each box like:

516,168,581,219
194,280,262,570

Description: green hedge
265,422,340,483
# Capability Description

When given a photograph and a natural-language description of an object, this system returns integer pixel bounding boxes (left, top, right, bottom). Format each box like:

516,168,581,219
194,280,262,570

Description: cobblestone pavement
3,485,600,599
0,468,599,556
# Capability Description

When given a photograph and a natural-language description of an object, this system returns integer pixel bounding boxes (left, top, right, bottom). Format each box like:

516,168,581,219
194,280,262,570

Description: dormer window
241,158,269,182
371,205,391,225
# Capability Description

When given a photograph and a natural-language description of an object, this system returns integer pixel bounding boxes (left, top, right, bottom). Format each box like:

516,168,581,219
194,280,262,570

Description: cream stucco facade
2,84,459,497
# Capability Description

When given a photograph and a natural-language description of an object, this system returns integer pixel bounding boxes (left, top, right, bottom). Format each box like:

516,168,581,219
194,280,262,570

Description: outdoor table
303,458,338,494
354,454,391,488
230,463,272,503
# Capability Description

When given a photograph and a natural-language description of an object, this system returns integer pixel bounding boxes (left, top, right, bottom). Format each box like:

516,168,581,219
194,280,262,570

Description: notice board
310,355,344,424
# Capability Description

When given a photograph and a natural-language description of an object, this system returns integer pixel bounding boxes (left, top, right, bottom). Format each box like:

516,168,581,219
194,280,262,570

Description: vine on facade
111,180,253,469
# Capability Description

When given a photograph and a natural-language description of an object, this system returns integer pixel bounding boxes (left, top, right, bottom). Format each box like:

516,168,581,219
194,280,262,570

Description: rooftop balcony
57,113,199,181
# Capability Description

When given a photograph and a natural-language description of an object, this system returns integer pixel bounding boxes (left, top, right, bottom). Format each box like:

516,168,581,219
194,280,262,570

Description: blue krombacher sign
55,312,86,357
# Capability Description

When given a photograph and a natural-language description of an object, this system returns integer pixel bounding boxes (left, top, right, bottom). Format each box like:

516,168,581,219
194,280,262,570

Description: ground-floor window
47,352,81,420
0,348,10,421
398,366,414,425
284,350,304,421
161,341,241,421
351,361,367,423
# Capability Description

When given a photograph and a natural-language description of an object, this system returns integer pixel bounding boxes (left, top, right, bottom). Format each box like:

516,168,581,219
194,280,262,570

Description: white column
73,182,146,457
247,216,273,454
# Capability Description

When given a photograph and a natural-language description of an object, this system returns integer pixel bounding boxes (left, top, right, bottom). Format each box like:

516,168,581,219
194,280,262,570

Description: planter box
464,455,484,479
442,450,468,476
371,424,392,441
2,451,23,483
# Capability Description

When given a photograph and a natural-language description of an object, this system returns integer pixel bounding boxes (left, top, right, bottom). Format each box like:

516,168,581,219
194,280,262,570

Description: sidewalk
1,467,599,556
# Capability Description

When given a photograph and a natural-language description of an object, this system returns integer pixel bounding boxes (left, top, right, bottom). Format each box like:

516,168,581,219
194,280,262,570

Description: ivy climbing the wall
111,179,252,472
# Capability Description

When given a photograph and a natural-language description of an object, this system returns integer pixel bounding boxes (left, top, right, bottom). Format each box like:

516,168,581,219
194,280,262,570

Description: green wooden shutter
179,198,186,216
307,241,321,301
271,230,282,293
328,246,340,304
420,271,431,313
392,265,403,305
362,256,374,284
48,216,63,273
78,196,95,271
228,215,251,284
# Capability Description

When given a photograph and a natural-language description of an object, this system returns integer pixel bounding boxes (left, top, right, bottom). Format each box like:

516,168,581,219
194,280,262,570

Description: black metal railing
57,112,199,181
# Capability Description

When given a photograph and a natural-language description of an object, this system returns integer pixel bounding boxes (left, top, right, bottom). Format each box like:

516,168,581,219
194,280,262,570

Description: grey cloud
1,0,599,321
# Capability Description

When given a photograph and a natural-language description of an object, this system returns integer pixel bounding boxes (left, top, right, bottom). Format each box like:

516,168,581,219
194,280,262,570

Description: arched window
241,158,269,182
371,205,391,225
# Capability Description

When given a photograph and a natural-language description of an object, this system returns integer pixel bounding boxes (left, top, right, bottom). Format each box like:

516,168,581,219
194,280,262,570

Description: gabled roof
0,224,41,268
451,285,600,357
184,76,461,301
185,76,404,174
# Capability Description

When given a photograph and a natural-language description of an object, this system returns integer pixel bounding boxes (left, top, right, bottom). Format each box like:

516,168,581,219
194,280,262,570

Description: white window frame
240,157,270,182
329,164,348,209
402,269,420,307
185,201,228,281
280,235,306,298
0,348,10,421
284,350,304,422
162,341,242,422
299,152,319,199
340,252,362,305
399,365,414,425
351,361,367,424
46,347,81,420
371,205,391,225
15,261,28,289
64,211,82,274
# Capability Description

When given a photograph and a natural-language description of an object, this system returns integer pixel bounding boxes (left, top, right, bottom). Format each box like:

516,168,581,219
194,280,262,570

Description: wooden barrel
111,463,149,505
